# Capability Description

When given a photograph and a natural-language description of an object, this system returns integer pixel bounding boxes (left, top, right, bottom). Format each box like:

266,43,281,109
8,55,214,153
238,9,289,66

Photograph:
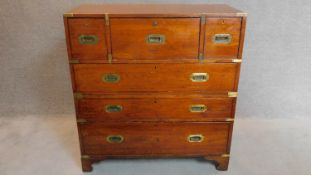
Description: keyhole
152,21,158,26
221,19,225,24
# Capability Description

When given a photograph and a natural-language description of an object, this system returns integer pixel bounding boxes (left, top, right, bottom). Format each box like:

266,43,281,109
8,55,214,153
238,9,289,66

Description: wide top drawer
110,18,200,60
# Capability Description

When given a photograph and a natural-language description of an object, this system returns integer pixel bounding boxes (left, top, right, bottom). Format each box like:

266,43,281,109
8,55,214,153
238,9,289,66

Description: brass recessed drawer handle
191,73,209,82
190,104,207,113
212,34,232,44
188,134,205,142
105,105,123,113
146,34,166,44
102,74,120,83
79,35,98,45
106,135,124,143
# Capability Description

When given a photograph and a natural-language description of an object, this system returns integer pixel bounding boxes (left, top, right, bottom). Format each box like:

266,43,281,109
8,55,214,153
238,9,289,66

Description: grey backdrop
1,0,311,119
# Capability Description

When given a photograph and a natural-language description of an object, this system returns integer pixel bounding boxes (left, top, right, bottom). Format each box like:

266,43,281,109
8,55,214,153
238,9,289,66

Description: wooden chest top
64,4,247,17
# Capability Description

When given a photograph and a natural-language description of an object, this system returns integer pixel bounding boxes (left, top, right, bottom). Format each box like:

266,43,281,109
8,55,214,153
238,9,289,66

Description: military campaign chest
63,4,247,172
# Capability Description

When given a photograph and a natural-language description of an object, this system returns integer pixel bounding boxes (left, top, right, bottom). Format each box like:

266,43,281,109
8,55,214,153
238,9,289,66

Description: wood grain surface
73,63,238,92
80,122,230,155
68,18,108,59
77,97,233,122
110,18,200,60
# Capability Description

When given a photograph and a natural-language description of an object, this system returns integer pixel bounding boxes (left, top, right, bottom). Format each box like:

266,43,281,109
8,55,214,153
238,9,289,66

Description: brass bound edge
81,155,91,159
105,13,109,26
200,15,206,24
225,118,235,122
232,59,242,63
221,154,230,158
108,53,112,63
74,92,83,99
77,118,88,124
198,53,204,62
237,12,248,16
228,91,238,98
69,59,79,64
63,13,74,17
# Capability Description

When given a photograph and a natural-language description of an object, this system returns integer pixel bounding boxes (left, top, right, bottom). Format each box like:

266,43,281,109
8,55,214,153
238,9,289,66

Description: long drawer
80,122,230,155
77,96,233,122
73,63,238,92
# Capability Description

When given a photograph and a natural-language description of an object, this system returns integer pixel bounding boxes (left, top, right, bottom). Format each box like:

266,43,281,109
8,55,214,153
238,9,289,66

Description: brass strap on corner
81,155,91,159
77,118,88,124
105,13,112,63
225,118,234,122
105,13,109,26
108,53,112,63
228,91,238,98
63,13,74,17
200,15,206,24
198,15,206,62
232,59,242,63
69,59,79,64
221,154,230,158
198,53,204,62
74,92,83,99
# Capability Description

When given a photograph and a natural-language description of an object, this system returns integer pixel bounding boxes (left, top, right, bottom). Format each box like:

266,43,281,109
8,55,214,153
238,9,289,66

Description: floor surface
0,115,310,175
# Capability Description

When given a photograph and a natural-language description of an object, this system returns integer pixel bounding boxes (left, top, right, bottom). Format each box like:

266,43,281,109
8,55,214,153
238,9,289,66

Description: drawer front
78,97,233,121
80,122,230,155
204,18,241,58
110,18,200,60
73,63,238,92
68,18,108,59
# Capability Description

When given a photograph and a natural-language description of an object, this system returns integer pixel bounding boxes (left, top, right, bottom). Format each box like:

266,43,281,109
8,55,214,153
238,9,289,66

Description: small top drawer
110,18,200,60
204,18,242,58
67,18,108,59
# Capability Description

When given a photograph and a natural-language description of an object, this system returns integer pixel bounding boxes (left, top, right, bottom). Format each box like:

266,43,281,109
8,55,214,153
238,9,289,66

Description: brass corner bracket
221,154,230,158
81,155,91,159
74,92,83,99
77,118,88,124
232,59,242,63
200,15,206,24
228,92,238,98
105,13,109,26
69,59,79,64
63,13,74,17
108,53,112,63
225,118,235,122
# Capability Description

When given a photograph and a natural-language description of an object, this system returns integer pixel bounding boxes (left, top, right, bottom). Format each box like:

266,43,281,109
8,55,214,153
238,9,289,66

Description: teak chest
63,4,247,172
